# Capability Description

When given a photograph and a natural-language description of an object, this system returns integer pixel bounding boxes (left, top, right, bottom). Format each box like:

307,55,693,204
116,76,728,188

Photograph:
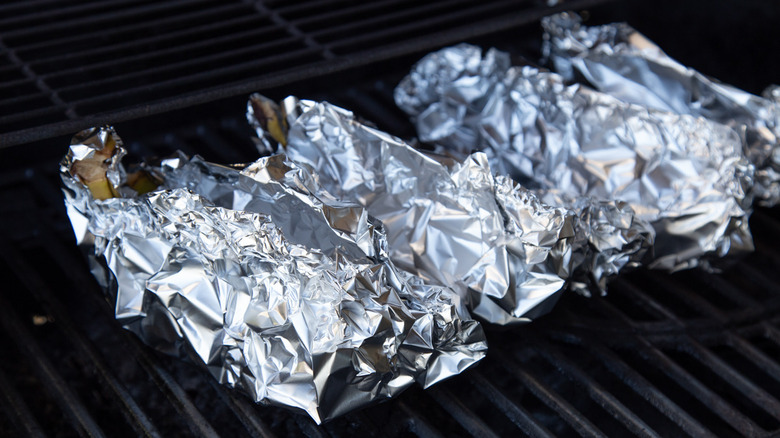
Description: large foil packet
542,12,780,206
395,44,754,272
61,127,487,423
249,94,650,325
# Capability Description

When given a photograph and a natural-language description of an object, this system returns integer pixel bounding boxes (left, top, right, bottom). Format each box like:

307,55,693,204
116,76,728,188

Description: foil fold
395,43,753,273
542,12,780,207
249,94,642,323
61,127,487,423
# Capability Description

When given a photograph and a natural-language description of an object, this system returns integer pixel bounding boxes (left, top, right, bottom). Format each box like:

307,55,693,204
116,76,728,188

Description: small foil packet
395,43,754,273
249,94,651,325
542,12,780,207
61,127,487,423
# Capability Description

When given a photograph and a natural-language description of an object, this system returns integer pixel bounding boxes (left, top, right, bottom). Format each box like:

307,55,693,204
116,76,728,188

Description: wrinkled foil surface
249,94,647,324
395,44,753,272
543,12,780,206
61,127,487,423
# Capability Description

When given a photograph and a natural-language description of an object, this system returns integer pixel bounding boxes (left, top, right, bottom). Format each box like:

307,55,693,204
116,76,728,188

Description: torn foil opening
61,126,487,424
395,43,754,274
542,11,780,207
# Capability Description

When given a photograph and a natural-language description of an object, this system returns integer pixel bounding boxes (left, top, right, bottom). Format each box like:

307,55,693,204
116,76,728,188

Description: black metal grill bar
274,0,366,17
733,263,780,297
395,400,445,438
0,105,69,127
320,0,533,51
52,35,303,97
613,270,780,430
727,332,780,384
27,14,268,73
65,46,321,108
249,0,336,59
470,370,556,438
684,340,780,420
0,0,63,15
0,91,53,111
585,343,715,438
0,0,609,147
121,334,222,438
0,294,107,438
291,0,434,29
1,0,216,43
0,76,37,94
294,415,328,438
529,343,660,438
46,27,291,91
492,350,608,438
426,387,501,438
0,36,74,119
0,366,46,438
637,341,765,437
0,0,154,31
8,1,245,55
598,285,762,436
691,270,759,309
1,238,163,438
309,0,482,42
204,379,277,438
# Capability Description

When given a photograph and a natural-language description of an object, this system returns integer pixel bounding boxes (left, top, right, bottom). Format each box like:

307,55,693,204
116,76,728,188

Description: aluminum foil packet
395,43,754,273
61,127,487,423
249,94,650,326
542,12,780,207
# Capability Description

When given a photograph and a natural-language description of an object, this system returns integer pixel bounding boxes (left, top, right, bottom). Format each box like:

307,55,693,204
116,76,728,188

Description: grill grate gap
618,348,742,437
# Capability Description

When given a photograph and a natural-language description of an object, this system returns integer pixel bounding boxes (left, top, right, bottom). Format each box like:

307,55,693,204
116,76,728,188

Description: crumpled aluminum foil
61,127,487,424
249,94,649,324
395,43,754,272
542,12,780,207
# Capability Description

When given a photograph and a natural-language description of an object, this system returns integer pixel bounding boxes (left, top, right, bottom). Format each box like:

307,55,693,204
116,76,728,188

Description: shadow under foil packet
61,127,487,423
395,43,753,274
542,12,780,207
248,94,647,325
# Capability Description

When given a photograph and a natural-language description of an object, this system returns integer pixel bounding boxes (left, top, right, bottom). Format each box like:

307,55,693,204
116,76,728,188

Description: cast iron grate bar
426,387,501,438
0,366,46,438
470,370,557,437
0,294,107,438
588,293,770,436
585,344,715,438
492,350,609,437
248,0,336,59
0,238,162,438
0,0,610,147
2,69,780,437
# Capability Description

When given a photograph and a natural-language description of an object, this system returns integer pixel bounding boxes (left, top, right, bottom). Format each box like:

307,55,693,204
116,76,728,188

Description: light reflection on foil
395,43,753,273
61,126,487,423
543,12,780,207
249,94,651,323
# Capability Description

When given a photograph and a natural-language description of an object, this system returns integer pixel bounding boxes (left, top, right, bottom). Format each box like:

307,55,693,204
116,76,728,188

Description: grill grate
1,73,780,436
0,0,607,147
3,1,780,437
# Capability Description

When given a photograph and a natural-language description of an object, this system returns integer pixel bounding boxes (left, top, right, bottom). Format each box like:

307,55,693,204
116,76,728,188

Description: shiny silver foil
542,12,780,206
395,44,753,272
61,127,487,423
249,94,643,323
